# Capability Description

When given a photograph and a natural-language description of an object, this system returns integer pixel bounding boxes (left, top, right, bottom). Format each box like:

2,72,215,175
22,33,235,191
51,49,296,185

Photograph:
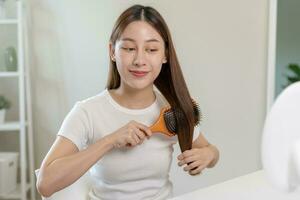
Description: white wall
27,0,269,198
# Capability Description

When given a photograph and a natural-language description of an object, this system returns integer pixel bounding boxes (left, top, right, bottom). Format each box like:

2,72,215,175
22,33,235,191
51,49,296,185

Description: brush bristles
164,100,202,134
192,100,201,126
164,109,177,133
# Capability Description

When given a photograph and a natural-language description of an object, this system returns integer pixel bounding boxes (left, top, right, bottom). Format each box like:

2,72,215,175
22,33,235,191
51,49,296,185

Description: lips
129,70,149,77
129,70,149,73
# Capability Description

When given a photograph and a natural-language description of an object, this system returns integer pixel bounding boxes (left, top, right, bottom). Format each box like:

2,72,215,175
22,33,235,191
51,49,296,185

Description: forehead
119,21,164,43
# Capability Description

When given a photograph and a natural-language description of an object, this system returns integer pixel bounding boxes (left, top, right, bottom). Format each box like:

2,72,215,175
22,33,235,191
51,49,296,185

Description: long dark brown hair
106,4,197,152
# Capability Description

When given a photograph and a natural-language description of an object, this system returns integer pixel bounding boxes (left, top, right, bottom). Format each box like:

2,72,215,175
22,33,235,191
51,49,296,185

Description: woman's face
111,21,167,91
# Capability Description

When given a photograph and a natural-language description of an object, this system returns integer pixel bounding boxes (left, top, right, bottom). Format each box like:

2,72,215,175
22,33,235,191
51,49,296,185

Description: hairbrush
149,100,201,171
150,99,201,137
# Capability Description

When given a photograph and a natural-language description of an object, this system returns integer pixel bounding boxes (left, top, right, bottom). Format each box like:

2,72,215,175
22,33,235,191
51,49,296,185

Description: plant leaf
288,63,300,77
287,76,300,83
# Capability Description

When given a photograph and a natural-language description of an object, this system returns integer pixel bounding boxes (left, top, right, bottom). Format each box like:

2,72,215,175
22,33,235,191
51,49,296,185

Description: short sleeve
57,102,90,151
192,125,201,141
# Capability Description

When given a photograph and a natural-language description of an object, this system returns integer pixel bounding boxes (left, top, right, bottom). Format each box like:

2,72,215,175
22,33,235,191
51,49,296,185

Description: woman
37,4,219,200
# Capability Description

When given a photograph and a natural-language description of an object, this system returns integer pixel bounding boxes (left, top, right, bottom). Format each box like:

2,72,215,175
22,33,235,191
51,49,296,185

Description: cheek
116,52,131,65
115,54,131,74
151,63,163,79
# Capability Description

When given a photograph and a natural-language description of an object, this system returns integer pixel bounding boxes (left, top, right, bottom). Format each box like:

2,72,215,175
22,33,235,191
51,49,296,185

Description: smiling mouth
129,70,149,77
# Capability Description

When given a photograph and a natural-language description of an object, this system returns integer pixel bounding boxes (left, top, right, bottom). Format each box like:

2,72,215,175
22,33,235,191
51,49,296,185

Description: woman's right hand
110,120,152,149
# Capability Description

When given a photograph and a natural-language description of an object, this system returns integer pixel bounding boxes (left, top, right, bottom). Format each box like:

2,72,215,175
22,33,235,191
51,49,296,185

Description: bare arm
36,120,152,197
192,133,219,168
36,135,114,197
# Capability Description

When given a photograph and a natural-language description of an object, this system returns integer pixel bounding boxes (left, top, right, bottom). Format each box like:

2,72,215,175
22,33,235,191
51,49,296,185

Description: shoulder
74,89,110,111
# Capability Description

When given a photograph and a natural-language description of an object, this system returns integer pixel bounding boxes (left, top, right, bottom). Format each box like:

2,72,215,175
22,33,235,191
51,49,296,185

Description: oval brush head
149,99,201,137
164,100,201,134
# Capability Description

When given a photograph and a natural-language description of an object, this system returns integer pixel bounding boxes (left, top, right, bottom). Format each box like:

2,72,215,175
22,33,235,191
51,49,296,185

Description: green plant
0,95,11,110
284,63,300,87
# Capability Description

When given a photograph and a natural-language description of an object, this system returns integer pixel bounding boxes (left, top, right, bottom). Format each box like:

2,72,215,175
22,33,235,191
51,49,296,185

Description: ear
109,42,116,62
163,50,168,63
163,57,167,63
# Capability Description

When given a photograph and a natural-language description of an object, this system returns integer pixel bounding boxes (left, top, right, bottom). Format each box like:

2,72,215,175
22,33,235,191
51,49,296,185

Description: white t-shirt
57,88,201,200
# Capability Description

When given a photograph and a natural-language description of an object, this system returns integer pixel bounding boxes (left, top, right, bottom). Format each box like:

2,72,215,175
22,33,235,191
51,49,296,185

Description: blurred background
0,0,298,200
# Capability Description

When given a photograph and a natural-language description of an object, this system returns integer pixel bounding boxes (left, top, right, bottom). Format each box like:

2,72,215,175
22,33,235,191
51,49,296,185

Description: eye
146,49,158,52
121,47,135,52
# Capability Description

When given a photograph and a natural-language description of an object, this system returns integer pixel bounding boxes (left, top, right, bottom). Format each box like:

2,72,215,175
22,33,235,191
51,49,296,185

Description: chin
128,82,153,91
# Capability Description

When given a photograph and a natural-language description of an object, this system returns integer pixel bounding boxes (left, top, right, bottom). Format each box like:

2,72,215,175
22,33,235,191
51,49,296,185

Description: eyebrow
120,37,160,43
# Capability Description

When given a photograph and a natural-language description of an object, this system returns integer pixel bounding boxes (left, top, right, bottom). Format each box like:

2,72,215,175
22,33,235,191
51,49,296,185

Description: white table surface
170,170,300,200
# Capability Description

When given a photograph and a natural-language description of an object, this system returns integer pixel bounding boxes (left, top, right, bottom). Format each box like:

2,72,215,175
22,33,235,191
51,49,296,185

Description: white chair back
262,82,300,192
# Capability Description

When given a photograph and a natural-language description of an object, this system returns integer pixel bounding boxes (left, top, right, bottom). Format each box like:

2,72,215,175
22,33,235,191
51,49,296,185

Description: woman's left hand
177,146,215,176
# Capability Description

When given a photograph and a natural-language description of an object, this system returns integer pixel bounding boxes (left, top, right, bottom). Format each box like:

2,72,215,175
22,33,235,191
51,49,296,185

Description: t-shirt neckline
105,88,158,115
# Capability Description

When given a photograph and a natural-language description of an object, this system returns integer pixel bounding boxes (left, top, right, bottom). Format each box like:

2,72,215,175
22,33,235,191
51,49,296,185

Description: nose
133,49,146,67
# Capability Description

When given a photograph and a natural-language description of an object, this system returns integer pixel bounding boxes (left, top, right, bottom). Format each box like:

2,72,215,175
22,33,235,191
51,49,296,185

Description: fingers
177,149,196,160
120,121,153,148
134,121,152,138
183,160,201,171
126,135,136,146
128,127,145,145
178,155,198,166
132,133,140,144
134,128,148,144
177,149,207,176
189,164,206,176
125,128,139,146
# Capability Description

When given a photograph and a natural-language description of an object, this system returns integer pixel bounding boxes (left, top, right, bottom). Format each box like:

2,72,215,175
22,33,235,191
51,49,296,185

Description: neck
109,85,156,109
